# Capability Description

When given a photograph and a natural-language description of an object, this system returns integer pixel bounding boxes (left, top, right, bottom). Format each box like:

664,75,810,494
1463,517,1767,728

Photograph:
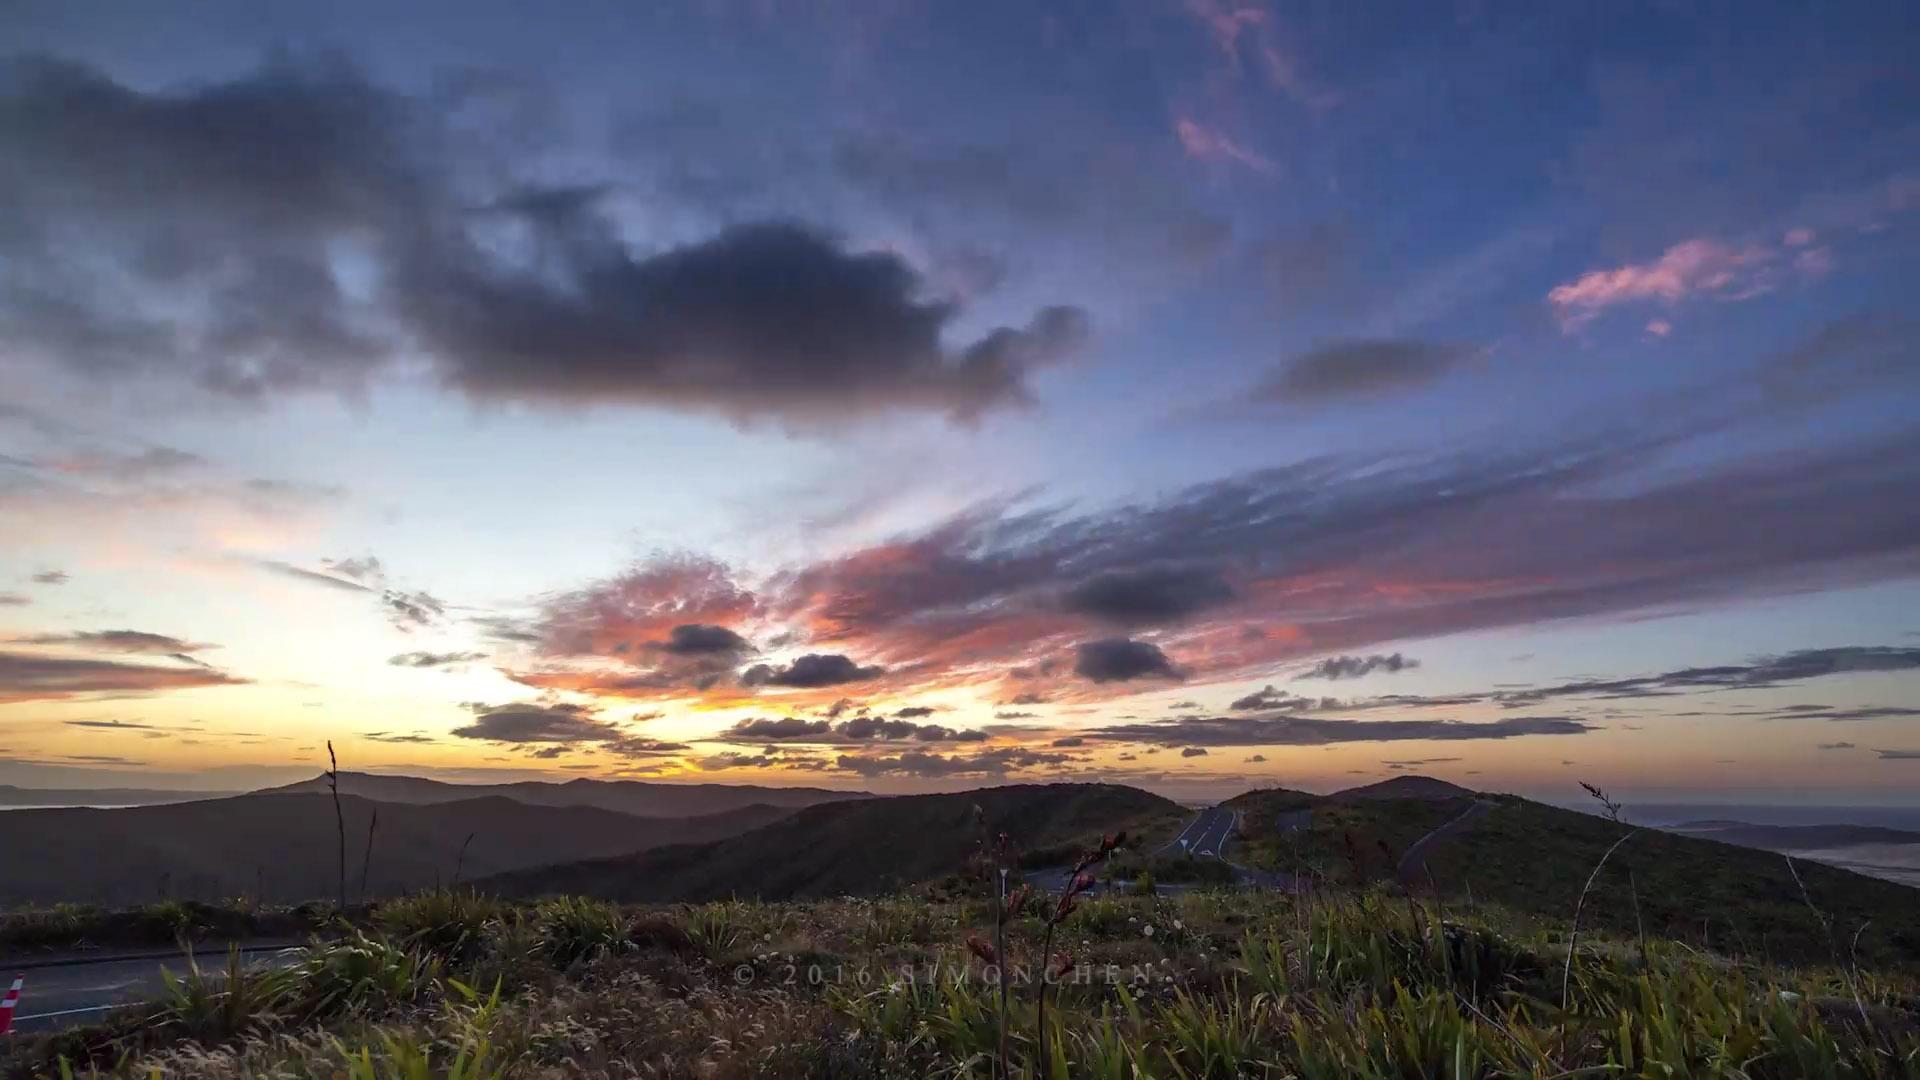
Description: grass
5,882,1916,1079
0,899,330,956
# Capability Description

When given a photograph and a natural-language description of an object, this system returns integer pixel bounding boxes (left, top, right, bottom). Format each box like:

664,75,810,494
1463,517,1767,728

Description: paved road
1396,799,1497,885
3,946,301,1034
1162,806,1238,857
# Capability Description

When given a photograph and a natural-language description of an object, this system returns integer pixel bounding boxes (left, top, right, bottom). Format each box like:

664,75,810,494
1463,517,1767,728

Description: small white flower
1128,917,1137,923
1172,920,1182,930
1142,925,1155,937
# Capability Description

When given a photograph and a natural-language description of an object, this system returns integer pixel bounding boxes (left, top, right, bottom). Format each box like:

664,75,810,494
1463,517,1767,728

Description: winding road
1,944,300,1035
1396,799,1498,885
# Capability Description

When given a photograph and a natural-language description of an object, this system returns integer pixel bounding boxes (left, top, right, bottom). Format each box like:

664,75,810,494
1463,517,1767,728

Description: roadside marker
0,973,23,1035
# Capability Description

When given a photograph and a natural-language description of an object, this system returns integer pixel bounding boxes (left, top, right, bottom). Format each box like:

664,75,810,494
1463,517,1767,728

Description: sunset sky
2,0,1918,803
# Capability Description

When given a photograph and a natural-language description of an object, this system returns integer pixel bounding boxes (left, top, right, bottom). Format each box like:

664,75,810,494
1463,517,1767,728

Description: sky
1,0,1918,805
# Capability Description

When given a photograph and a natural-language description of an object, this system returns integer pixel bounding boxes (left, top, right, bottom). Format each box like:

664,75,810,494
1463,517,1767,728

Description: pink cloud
1175,117,1278,175
1547,236,1830,333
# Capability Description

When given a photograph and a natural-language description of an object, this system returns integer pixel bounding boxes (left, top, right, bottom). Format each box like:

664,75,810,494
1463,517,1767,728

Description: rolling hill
0,784,237,807
1230,778,1920,968
0,793,792,906
1664,820,1920,888
483,783,1186,902
259,772,867,817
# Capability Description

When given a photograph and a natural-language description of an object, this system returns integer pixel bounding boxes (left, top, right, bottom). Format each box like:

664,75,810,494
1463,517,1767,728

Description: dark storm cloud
17,630,214,655
451,701,619,744
1255,340,1473,403
414,219,1091,425
0,650,246,702
1084,713,1590,747
741,653,885,688
388,651,487,668
0,57,1088,426
659,624,752,656
729,716,834,740
1074,638,1181,683
1296,653,1420,680
1061,566,1235,624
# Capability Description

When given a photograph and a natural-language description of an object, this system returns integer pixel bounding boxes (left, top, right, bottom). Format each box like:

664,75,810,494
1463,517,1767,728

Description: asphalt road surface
3,945,300,1035
1396,799,1498,885
1162,806,1238,858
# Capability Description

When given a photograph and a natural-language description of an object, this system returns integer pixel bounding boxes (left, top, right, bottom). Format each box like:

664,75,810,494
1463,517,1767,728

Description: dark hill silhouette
0,784,236,807
259,771,867,817
0,793,790,906
1330,775,1475,801
482,783,1184,902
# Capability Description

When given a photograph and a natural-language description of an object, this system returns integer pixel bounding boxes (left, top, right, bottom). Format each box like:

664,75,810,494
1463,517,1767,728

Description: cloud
418,220,1092,426
996,711,1039,720
0,56,1089,427
1492,647,1920,706
1247,753,1267,762
1174,117,1277,175
1874,749,1920,760
728,714,987,744
30,570,67,585
388,651,487,669
1817,741,1856,750
1547,237,1827,332
741,653,885,688
1084,713,1590,747
894,706,936,718
63,719,162,730
0,650,246,703
17,630,215,655
1074,638,1181,683
728,716,834,740
1180,746,1209,757
255,558,442,631
0,593,28,606
364,732,436,744
1062,566,1235,625
1255,341,1471,403
658,624,753,656
1296,653,1420,681
1795,706,1920,722
833,747,1072,778
450,702,618,744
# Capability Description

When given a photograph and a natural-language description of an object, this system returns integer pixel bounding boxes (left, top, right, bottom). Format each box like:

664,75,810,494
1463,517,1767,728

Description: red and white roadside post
0,973,22,1035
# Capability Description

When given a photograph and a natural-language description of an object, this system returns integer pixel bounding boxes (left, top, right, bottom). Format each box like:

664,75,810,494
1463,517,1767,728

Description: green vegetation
0,899,330,956
482,783,1187,902
1231,792,1920,969
6,885,1916,1078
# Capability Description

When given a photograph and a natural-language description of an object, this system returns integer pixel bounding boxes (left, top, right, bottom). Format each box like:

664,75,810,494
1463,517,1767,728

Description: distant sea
0,803,139,810
1622,804,1920,831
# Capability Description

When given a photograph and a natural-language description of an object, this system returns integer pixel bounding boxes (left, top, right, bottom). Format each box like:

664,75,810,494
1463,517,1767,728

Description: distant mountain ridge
0,785,237,807
259,771,868,817
0,792,793,906
483,782,1186,902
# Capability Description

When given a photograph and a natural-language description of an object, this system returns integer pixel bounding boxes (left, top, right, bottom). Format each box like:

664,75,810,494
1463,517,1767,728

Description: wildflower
1049,953,1074,979
965,933,999,966
1172,920,1182,930
1142,924,1155,937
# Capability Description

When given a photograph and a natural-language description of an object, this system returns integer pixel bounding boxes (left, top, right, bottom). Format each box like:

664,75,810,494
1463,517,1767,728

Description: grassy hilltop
2,778,1918,1078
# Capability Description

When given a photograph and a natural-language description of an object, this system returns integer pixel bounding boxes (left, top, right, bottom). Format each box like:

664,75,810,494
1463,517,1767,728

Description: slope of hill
484,783,1186,902
0,785,237,807
1664,821,1920,888
1233,784,1920,967
0,794,792,906
259,772,866,817
1330,775,1474,801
